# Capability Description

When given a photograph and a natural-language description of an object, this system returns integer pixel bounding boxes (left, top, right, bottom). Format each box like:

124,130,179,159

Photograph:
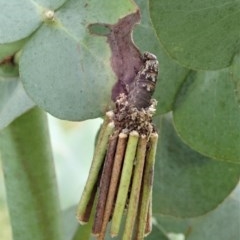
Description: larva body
128,52,159,109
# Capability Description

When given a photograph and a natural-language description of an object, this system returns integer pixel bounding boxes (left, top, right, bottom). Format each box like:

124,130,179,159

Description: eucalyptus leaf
0,61,19,77
173,68,240,163
20,24,115,120
153,114,240,217
133,0,189,114
231,52,240,107
145,222,170,240
0,38,28,61
33,0,67,10
20,0,138,120
186,197,240,240
0,77,35,130
61,205,78,240
156,189,240,240
0,0,42,43
149,0,240,70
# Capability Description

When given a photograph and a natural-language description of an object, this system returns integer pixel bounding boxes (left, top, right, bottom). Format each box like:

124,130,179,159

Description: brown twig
98,132,128,240
92,131,119,236
145,200,152,236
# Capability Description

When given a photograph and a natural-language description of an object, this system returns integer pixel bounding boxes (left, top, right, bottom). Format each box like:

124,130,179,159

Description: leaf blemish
88,10,145,101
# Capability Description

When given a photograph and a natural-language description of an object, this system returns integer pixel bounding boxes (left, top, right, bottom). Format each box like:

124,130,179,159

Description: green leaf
61,205,79,240
72,224,92,240
186,198,240,240
133,0,189,113
173,68,240,163
61,185,96,240
149,0,240,70
0,77,35,130
156,188,240,240
33,0,67,9
145,223,170,240
133,0,189,114
0,0,42,43
20,0,138,121
0,108,61,240
0,38,28,61
231,52,240,107
0,60,19,77
20,24,114,120
153,114,240,217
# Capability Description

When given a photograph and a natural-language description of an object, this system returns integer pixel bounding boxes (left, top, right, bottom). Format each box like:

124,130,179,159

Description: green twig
136,133,158,240
122,135,147,240
110,131,139,237
77,119,114,224
98,132,128,240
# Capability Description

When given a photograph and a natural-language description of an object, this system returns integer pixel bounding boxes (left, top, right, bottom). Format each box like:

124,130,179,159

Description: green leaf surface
186,197,240,240
133,0,189,114
62,207,78,240
61,204,98,240
231,52,240,106
153,114,240,217
33,0,67,10
0,38,28,61
173,68,240,163
20,0,138,121
20,24,114,120
156,187,240,240
0,108,61,240
0,0,42,43
0,77,35,130
0,61,19,77
149,0,240,70
145,224,170,240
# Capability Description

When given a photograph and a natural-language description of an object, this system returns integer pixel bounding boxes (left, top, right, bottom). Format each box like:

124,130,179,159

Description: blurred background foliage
0,116,102,239
1,115,239,240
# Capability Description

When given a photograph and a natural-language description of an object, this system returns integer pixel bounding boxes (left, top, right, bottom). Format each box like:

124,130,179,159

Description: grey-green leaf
20,0,138,121
0,0,42,43
156,189,240,240
61,205,79,240
0,77,35,130
145,224,170,240
231,52,240,107
173,68,240,163
20,24,115,120
32,0,67,10
153,114,240,217
133,0,189,114
149,0,240,70
0,38,28,61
